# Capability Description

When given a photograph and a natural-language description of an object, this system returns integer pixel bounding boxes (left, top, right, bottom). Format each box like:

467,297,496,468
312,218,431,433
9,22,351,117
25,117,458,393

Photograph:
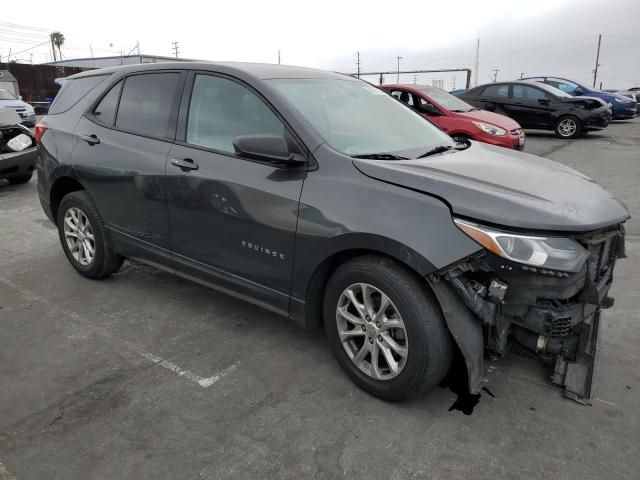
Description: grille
548,316,572,338
587,236,617,283
510,128,522,135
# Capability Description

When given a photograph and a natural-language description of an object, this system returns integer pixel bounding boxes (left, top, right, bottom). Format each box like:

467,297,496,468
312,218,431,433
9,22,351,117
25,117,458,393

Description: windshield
0,89,17,100
536,83,573,98
419,88,474,112
269,79,453,157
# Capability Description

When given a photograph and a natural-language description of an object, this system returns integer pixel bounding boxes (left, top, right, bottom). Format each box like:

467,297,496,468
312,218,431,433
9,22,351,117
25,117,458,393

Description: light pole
396,56,403,83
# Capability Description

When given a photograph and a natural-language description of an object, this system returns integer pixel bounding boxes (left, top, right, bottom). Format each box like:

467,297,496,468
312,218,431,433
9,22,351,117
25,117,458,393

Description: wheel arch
293,235,437,330
49,175,88,224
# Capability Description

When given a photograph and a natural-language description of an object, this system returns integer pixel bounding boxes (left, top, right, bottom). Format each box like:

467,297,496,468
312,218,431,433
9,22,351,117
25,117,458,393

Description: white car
0,88,36,127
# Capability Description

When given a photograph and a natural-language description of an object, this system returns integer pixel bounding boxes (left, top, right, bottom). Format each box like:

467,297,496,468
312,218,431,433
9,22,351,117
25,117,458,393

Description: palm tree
51,32,65,61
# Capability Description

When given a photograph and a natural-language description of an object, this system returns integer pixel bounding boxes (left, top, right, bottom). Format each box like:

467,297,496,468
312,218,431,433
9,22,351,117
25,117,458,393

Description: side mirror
233,134,304,167
421,103,440,115
573,87,585,95
18,95,23,100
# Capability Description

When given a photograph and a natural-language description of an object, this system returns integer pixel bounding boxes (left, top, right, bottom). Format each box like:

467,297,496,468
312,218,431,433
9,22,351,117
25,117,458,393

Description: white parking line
0,275,238,389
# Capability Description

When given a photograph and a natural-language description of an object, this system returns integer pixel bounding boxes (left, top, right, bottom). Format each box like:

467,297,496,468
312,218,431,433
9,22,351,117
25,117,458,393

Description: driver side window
186,74,284,154
390,90,415,107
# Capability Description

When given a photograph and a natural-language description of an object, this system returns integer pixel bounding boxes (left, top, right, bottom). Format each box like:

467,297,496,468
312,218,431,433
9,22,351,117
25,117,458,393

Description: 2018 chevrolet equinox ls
36,63,629,404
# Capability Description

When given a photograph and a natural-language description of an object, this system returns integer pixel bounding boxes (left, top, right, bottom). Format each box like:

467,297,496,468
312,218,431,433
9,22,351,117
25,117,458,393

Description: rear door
165,72,307,314
73,71,184,263
477,84,510,114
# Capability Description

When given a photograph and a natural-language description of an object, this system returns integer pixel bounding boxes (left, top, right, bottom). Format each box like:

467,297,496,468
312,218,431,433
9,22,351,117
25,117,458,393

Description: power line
0,21,51,32
0,40,50,61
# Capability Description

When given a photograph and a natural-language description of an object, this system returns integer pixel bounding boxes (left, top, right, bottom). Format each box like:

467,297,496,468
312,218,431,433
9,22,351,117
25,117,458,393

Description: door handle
170,158,199,171
81,134,100,145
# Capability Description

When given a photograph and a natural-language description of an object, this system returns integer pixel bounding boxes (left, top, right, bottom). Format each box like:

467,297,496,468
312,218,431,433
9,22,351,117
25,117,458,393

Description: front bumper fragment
431,225,624,404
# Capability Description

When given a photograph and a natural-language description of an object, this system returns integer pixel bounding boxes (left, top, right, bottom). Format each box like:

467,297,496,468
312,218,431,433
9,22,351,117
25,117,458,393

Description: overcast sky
1,0,638,90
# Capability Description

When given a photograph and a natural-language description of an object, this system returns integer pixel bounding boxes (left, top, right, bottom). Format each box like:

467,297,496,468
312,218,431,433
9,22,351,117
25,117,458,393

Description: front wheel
323,256,453,401
57,191,124,279
555,116,582,139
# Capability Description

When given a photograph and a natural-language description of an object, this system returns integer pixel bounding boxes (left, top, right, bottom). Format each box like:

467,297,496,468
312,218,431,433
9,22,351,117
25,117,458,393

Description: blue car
520,76,637,120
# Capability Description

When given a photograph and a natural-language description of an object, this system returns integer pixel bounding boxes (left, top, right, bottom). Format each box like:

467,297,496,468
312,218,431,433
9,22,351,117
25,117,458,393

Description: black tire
57,191,124,279
7,172,33,185
555,115,582,139
323,255,453,402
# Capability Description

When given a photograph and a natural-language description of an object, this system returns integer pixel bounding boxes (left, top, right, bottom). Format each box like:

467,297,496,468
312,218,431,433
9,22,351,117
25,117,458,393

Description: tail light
34,122,48,144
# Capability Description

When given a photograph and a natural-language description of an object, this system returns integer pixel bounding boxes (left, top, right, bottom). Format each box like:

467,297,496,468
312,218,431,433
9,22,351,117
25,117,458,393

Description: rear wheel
555,116,582,139
57,191,124,279
323,255,453,401
7,172,33,185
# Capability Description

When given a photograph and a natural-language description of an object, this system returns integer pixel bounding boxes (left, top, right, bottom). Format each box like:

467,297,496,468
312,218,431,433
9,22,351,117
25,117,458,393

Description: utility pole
413,74,417,84
355,51,360,78
491,69,500,82
592,34,602,88
473,37,480,87
520,72,524,79
89,44,94,59
171,41,180,59
396,56,403,83
453,76,456,89
278,50,281,64
50,33,57,62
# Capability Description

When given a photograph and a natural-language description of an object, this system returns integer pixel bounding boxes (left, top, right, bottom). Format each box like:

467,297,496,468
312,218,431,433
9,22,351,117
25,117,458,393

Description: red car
382,84,525,150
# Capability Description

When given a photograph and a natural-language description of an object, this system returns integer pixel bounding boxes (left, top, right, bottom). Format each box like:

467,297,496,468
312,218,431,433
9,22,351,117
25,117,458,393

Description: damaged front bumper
430,225,625,404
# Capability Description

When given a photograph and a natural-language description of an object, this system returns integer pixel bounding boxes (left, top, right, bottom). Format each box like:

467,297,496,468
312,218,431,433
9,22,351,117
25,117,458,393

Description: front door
507,84,555,129
165,73,306,314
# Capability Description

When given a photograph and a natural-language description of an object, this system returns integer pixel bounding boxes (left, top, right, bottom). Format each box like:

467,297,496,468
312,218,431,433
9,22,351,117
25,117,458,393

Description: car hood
353,142,630,232
560,95,608,108
0,100,29,108
456,109,521,130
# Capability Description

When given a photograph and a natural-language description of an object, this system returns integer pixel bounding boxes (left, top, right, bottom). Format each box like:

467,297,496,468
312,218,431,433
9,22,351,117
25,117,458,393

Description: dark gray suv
36,63,629,403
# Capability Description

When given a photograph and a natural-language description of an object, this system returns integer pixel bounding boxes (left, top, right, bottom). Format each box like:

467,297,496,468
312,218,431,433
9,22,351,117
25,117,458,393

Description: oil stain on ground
440,355,496,415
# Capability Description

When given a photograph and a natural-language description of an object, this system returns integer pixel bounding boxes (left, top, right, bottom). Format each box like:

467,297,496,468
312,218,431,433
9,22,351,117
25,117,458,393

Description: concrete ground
1,120,639,480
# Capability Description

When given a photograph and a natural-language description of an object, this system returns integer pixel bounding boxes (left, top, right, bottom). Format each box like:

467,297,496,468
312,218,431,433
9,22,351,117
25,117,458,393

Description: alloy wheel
336,283,408,380
63,207,96,266
558,118,577,137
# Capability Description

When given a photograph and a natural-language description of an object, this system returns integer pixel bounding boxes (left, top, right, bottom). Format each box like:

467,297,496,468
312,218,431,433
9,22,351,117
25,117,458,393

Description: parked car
37,63,629,403
458,81,612,138
382,84,525,150
521,76,637,120
0,88,36,127
0,108,37,184
604,89,640,115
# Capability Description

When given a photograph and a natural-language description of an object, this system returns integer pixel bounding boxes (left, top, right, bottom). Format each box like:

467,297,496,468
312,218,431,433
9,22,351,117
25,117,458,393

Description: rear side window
92,81,122,126
483,84,509,97
115,73,180,138
49,75,109,114
513,85,548,100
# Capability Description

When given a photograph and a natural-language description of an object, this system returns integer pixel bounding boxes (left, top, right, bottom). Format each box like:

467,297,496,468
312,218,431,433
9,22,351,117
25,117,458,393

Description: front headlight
472,121,506,136
454,219,589,272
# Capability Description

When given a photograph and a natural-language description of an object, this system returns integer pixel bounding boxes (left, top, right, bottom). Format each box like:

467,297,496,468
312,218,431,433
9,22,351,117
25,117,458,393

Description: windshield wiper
417,145,456,158
350,153,409,160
